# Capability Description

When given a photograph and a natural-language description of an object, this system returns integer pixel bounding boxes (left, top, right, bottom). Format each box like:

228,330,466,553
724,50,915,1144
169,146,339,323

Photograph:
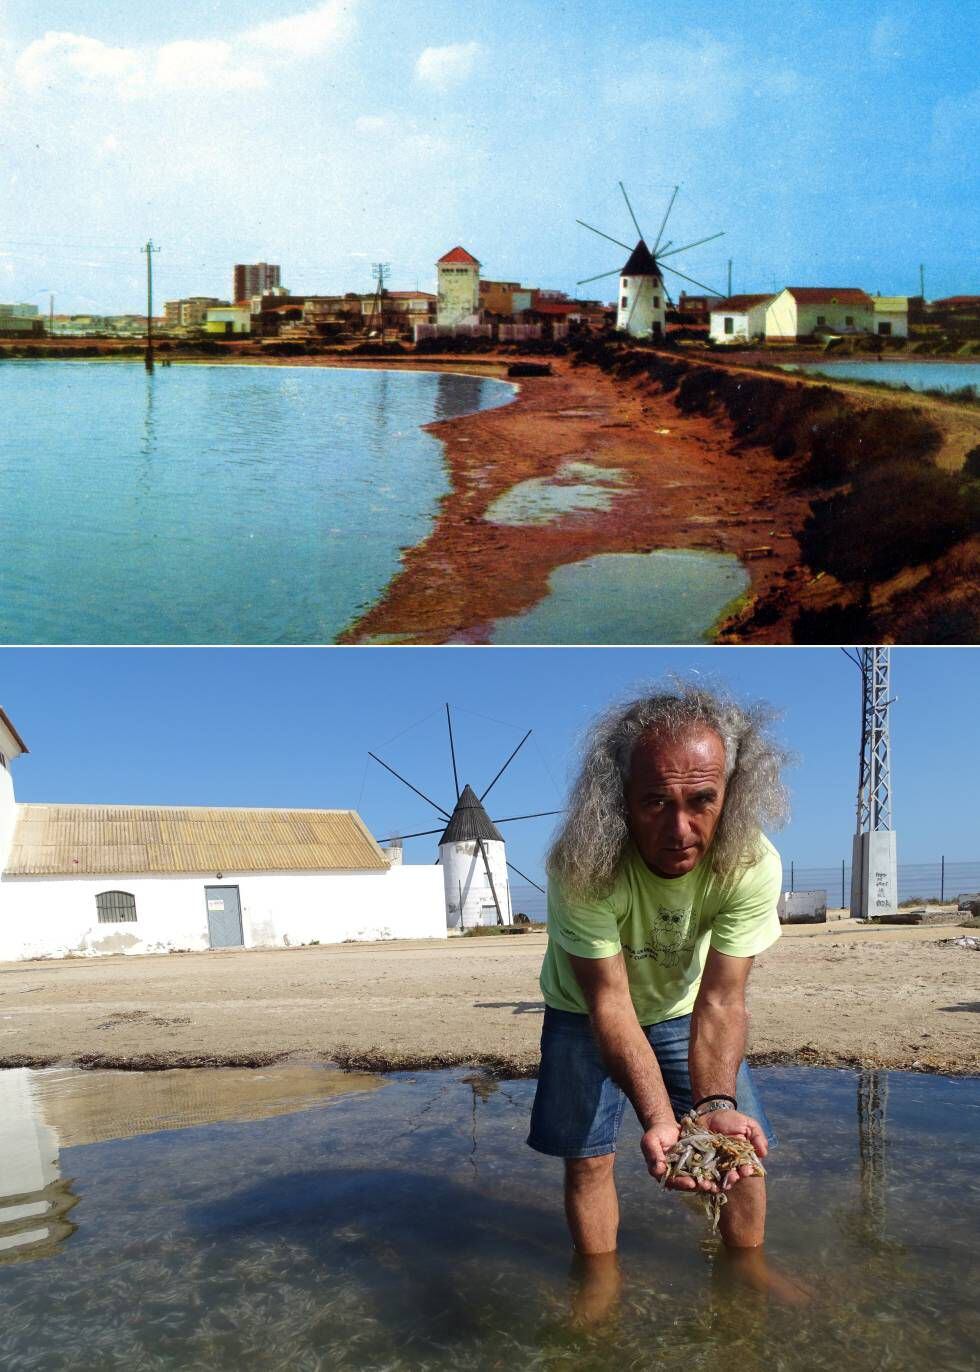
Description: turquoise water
0,362,513,644
783,360,980,395
0,1065,976,1370
491,549,749,643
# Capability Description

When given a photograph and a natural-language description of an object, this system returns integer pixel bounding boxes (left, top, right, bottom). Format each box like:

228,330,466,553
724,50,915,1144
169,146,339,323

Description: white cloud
16,31,144,97
414,41,480,91
154,39,265,92
243,0,357,57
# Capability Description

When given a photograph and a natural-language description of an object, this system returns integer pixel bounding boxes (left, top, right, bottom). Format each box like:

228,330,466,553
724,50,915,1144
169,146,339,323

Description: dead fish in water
661,1112,766,1231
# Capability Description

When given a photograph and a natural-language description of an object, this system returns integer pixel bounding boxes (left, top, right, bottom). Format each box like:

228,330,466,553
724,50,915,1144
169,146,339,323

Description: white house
709,293,774,344
204,305,252,335
437,785,512,930
764,287,875,342
617,240,665,338
436,246,481,326
872,295,910,339
0,708,445,961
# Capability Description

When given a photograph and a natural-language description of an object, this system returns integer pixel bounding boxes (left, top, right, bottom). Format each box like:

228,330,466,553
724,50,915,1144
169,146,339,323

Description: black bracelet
693,1094,738,1111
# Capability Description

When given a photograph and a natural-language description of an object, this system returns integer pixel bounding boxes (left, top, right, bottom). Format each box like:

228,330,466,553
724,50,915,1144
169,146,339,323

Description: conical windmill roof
621,239,661,278
438,785,504,845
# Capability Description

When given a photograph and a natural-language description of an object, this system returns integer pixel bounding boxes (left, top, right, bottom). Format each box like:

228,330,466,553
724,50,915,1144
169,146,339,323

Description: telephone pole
727,258,732,298
141,239,160,372
845,647,898,918
371,261,390,342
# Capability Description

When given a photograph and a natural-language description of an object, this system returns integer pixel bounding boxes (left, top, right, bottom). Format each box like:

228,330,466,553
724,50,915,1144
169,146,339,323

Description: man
528,682,801,1302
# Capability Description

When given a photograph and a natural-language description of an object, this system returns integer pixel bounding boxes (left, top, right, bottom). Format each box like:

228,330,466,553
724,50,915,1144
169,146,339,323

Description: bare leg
718,1177,810,1305
564,1154,618,1254
569,1252,622,1326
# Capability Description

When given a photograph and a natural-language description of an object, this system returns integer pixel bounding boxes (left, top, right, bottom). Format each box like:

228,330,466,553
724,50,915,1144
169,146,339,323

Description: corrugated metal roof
438,786,504,845
5,804,388,876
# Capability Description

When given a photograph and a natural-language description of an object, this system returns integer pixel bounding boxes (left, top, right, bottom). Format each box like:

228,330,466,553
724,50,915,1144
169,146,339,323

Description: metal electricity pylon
843,648,898,918
370,261,390,341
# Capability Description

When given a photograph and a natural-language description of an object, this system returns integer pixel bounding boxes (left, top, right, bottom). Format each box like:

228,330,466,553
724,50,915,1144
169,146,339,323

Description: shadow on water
0,1064,977,1369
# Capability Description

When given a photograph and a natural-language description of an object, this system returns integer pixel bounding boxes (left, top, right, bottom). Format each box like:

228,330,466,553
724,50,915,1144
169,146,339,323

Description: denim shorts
527,1005,776,1158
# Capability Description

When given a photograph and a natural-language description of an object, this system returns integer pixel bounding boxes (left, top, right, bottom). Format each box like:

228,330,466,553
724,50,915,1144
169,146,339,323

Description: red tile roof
784,287,873,306
712,294,773,312
931,295,980,307
437,246,480,266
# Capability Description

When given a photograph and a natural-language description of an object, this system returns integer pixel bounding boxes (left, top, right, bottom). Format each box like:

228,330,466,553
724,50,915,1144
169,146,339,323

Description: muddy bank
1,923,976,1077
342,357,808,643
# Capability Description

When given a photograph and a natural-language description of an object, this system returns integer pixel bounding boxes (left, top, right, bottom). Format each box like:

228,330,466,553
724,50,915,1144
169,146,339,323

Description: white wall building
765,287,875,342
0,709,445,961
872,295,910,339
617,240,665,338
436,246,481,326
204,305,252,335
437,785,512,930
709,293,773,344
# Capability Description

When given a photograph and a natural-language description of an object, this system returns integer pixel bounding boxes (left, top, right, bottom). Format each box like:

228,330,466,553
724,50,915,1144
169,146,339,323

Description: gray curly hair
547,679,791,897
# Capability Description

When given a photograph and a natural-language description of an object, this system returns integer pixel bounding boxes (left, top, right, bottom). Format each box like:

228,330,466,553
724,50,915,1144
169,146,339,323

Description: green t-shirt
539,835,782,1025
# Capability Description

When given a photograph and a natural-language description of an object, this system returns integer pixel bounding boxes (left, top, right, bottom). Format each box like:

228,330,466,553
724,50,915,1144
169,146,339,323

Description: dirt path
1,922,975,1076
342,358,809,643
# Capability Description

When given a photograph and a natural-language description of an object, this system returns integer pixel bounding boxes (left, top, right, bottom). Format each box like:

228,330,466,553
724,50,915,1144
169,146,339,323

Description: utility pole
845,648,898,919
49,294,54,333
919,263,925,302
727,258,732,298
371,261,390,342
141,239,160,372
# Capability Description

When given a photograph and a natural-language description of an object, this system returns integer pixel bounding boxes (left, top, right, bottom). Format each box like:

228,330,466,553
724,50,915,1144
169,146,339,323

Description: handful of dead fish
660,1111,766,1231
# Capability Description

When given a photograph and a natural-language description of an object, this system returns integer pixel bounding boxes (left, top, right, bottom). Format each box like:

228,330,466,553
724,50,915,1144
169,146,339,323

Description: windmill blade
377,826,445,843
658,231,725,260
491,809,564,825
576,219,631,252
652,184,680,254
576,267,623,287
480,729,532,803
659,261,725,297
476,835,505,925
367,751,451,817
445,703,460,802
506,860,545,895
619,181,645,242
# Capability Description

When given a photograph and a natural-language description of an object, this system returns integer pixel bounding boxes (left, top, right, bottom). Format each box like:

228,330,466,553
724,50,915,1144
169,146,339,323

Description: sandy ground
1,920,976,1076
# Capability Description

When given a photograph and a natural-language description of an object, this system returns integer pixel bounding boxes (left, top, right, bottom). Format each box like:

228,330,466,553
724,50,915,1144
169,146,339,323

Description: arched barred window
95,891,137,923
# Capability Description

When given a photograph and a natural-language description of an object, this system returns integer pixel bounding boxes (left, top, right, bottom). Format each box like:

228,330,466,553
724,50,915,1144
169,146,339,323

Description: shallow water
782,360,980,395
0,362,513,644
1,1063,976,1370
490,549,749,644
484,461,627,526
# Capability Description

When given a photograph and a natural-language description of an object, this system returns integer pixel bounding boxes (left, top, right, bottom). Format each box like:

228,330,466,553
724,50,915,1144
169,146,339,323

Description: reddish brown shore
341,356,811,643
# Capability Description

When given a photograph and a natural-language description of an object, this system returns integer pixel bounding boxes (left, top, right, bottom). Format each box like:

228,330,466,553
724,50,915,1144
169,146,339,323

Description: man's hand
640,1115,681,1179
689,1108,768,1193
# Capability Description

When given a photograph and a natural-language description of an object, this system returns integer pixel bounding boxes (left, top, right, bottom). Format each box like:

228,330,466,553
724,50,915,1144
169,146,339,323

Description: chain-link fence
512,860,980,920
783,859,980,907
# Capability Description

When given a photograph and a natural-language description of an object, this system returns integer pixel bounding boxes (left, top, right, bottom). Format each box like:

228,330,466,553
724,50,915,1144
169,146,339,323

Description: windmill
577,183,725,338
369,706,562,930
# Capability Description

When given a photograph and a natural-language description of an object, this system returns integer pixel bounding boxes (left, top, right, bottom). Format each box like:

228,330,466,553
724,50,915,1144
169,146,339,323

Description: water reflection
0,1066,975,1369
0,1071,78,1267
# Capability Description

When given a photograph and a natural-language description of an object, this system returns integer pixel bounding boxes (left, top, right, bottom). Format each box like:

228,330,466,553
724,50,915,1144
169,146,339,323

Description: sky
0,647,974,885
1,0,977,314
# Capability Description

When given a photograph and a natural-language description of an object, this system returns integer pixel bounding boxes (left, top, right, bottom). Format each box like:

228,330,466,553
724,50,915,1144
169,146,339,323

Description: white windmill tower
577,183,725,339
369,706,561,930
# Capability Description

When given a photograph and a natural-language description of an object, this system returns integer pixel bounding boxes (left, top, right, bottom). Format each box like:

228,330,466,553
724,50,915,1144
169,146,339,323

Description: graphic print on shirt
623,905,698,969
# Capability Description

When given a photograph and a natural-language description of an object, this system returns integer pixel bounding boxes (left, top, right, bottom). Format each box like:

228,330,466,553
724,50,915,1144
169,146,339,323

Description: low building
872,295,909,338
479,280,522,315
164,297,228,330
0,707,445,961
436,246,481,326
204,305,252,335
709,293,773,343
765,287,875,342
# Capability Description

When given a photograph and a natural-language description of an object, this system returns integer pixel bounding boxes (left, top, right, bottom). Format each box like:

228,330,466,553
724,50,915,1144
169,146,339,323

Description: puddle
0,1065,976,1369
484,460,628,527
491,549,749,643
